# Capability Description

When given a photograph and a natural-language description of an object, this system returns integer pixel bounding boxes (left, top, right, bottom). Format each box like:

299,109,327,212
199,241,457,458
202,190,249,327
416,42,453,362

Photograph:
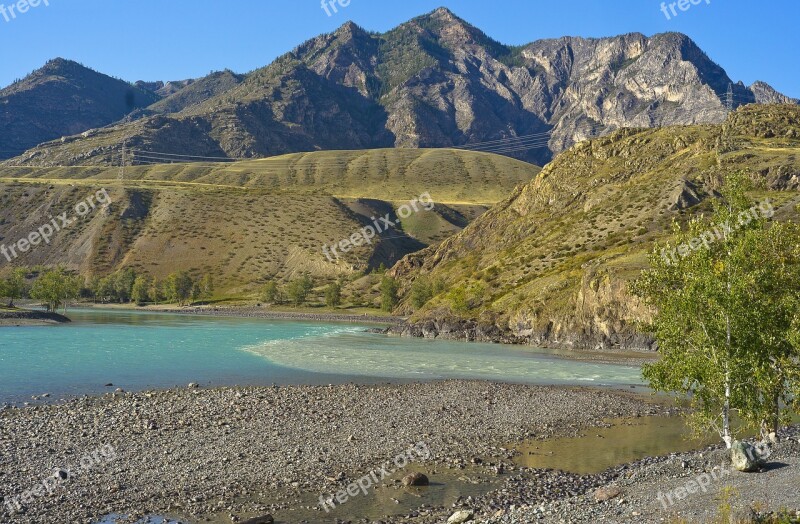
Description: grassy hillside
389,104,800,350
0,148,536,204
0,149,539,295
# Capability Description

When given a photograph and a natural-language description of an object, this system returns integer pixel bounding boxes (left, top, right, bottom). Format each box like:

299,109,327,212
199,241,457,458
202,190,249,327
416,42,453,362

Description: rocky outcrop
5,9,795,166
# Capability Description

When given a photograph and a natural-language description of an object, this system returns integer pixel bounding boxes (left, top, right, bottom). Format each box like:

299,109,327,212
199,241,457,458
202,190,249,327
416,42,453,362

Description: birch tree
633,173,800,447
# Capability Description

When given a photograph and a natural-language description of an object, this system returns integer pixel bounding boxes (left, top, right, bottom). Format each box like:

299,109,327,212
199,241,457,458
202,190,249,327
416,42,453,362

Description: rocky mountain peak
3,11,796,167
750,81,799,104
410,6,492,47
335,20,363,36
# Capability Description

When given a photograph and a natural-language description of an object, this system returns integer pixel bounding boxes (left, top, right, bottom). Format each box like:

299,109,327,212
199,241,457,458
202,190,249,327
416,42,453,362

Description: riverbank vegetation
634,173,800,448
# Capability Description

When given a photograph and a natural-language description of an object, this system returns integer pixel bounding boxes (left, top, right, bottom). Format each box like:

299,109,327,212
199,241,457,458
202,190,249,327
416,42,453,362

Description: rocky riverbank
385,319,656,353
2,380,796,523
0,309,70,327
0,381,662,524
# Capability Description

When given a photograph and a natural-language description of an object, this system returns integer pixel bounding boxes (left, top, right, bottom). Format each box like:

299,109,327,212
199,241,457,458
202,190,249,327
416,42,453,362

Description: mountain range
2,7,797,166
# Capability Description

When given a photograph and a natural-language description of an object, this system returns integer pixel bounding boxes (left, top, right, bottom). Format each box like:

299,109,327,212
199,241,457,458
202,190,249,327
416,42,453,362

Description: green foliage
150,278,165,305
410,277,434,310
199,275,214,300
449,285,468,313
632,172,800,446
447,281,486,314
380,275,399,312
165,271,194,306
286,275,314,306
325,282,342,308
114,268,136,303
131,275,151,306
714,486,739,524
29,267,81,313
261,281,283,305
0,268,27,307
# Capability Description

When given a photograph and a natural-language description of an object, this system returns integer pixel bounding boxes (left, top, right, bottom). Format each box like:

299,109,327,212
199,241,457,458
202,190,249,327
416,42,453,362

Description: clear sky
0,0,797,96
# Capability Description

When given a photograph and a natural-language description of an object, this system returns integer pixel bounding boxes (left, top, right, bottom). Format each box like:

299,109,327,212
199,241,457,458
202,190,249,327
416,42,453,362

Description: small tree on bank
411,277,433,310
380,276,399,312
633,174,800,447
30,267,81,313
261,281,282,305
131,275,152,306
166,271,194,306
286,275,313,307
0,268,26,307
325,282,342,308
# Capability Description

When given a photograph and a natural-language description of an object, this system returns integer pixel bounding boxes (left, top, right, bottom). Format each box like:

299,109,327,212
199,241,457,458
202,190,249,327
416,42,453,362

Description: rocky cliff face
388,104,800,351
5,8,795,166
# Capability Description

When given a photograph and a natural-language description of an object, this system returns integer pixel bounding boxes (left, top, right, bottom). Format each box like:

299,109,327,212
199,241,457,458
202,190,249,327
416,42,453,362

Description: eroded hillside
389,104,800,350
0,149,538,293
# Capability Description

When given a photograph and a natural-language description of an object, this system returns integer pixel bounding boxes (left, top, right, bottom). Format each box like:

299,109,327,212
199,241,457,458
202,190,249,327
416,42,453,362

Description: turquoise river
0,309,645,404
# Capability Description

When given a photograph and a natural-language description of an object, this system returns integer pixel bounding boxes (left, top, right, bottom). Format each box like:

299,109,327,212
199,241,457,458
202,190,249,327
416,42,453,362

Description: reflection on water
512,416,716,474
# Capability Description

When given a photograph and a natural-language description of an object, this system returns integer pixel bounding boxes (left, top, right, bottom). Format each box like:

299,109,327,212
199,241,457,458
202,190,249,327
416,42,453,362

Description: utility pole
726,83,734,113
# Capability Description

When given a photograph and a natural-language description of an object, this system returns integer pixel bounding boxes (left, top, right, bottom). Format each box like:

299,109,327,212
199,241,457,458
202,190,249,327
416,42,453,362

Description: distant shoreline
80,303,406,325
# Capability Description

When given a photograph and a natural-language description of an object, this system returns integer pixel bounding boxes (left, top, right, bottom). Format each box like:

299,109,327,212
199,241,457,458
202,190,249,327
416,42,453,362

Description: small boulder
730,441,767,472
447,510,474,524
594,485,622,502
402,472,429,487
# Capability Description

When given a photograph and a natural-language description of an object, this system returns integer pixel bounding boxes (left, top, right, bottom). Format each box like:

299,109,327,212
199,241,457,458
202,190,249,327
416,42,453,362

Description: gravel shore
0,381,661,524
484,426,800,524
4,380,795,524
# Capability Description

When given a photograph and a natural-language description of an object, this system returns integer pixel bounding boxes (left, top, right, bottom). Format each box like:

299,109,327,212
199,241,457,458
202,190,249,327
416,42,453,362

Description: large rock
447,510,475,524
402,472,429,486
730,441,767,472
594,485,622,502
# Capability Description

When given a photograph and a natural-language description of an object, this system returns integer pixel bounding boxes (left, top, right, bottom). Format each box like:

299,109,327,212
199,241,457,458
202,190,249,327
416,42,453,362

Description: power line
128,149,243,161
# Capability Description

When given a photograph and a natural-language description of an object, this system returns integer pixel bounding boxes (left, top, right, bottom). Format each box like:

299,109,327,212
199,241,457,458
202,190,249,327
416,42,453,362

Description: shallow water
512,415,715,474
95,465,503,524
0,308,644,403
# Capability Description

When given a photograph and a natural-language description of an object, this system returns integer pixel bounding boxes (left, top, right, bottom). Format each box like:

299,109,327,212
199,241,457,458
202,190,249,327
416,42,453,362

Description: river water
0,308,643,404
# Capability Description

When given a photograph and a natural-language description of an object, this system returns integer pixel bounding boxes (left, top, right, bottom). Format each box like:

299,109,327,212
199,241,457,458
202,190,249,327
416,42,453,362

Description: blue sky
0,0,797,96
